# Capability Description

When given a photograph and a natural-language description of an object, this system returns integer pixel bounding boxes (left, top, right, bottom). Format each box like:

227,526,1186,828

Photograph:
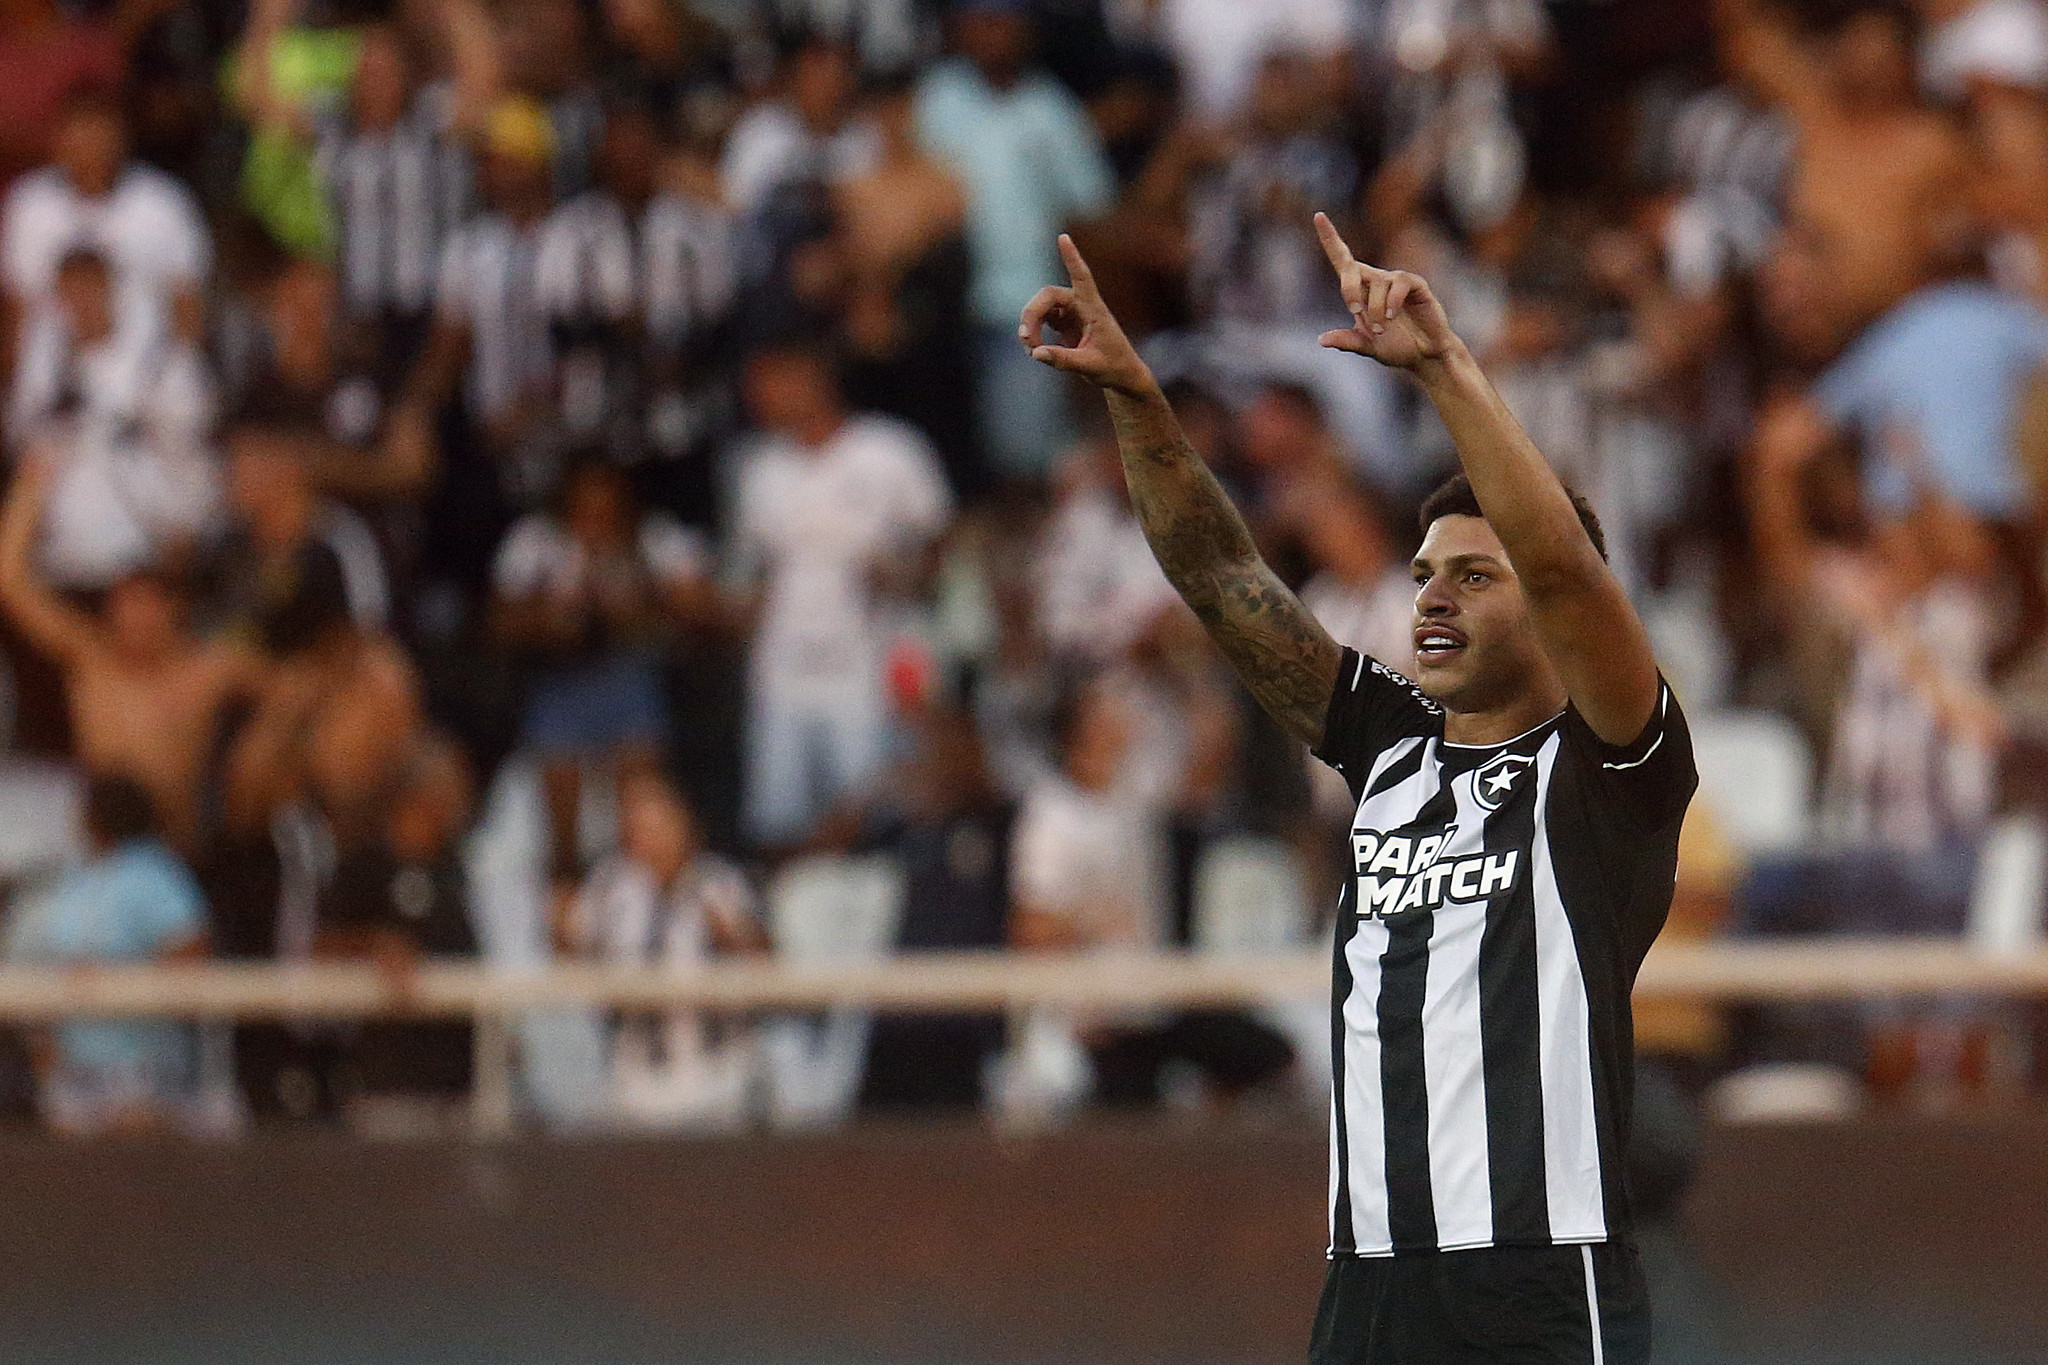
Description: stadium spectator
498,0,605,202
1746,414,2000,943
396,95,567,529
220,549,424,897
1757,251,2048,671
8,247,221,592
8,247,215,455
218,424,391,637
835,701,1015,1110
1031,432,1180,665
563,768,767,1127
726,341,951,846
312,735,481,1119
1294,484,1413,675
218,258,434,514
2,91,210,374
529,97,740,492
1009,678,1165,945
491,457,718,885
915,0,1115,478
2,774,210,1136
234,0,492,338
831,74,977,492
1011,676,1292,1105
721,37,879,221
1722,0,1974,353
1139,53,1405,484
1916,0,2048,299
0,453,259,853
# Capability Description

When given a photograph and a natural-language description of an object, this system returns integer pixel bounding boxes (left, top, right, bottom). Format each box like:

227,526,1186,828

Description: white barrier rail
1,939,2046,1020
11,942,2041,1136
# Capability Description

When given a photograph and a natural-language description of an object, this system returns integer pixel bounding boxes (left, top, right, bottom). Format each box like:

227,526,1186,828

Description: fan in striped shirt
396,97,568,513
529,100,738,476
397,97,739,521
1019,218,1696,1364
313,29,474,364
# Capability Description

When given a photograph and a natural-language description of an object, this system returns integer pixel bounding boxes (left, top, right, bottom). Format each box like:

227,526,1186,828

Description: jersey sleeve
1311,647,1442,802
1560,677,1698,833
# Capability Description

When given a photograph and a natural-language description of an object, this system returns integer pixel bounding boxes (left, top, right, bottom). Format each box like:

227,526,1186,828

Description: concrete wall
0,1114,2041,1363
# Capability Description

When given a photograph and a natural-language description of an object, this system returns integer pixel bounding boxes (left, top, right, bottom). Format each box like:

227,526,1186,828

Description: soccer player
1019,216,1696,1364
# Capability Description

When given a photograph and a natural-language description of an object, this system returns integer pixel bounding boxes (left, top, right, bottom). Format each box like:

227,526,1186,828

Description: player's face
1408,515,1553,715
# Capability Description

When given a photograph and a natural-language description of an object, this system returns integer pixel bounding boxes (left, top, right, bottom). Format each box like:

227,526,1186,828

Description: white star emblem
1471,753,1533,811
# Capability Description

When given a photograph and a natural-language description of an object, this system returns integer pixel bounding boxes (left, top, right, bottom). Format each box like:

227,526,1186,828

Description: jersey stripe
1337,736,1436,1254
1328,938,1356,1253
1411,764,1489,1246
1377,900,1438,1250
1338,915,1390,1250
1478,744,1555,1244
1532,737,1609,1242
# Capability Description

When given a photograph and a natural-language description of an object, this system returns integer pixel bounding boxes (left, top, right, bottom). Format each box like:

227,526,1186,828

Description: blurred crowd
1,0,2046,1135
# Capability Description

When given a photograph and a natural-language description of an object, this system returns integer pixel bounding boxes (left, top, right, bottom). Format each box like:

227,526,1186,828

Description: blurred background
1,0,2047,1357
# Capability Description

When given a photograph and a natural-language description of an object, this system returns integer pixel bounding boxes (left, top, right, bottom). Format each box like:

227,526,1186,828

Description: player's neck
1440,685,1568,747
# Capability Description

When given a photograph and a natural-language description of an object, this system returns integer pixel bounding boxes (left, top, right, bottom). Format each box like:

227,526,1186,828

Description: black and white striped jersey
317,87,473,320
1313,648,1696,1258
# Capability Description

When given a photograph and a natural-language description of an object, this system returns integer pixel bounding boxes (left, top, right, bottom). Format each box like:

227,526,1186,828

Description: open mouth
1414,626,1466,665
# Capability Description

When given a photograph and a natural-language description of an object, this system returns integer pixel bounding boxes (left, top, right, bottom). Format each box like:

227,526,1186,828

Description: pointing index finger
1057,233,1102,302
1314,211,1357,274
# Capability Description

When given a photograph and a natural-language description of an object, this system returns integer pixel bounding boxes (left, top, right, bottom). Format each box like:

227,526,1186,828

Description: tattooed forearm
1106,387,1341,748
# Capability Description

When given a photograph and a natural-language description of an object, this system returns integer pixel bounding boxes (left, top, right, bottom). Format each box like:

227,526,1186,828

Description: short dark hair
55,246,111,279
259,543,354,656
1418,472,1608,563
84,774,157,848
1784,0,1917,39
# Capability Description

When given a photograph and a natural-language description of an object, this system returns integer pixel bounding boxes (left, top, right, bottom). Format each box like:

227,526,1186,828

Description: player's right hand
1314,212,1462,371
1019,234,1155,398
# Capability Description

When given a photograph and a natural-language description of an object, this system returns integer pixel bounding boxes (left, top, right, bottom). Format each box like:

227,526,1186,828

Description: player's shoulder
1553,677,1699,826
1314,648,1443,781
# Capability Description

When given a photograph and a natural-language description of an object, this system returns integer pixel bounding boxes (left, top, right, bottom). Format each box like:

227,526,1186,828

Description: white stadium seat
1687,709,1814,859
760,854,904,1130
1192,835,1312,953
1192,835,1328,1098
1967,814,2048,953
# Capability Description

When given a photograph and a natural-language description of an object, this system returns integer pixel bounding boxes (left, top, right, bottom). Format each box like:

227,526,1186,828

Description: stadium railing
0,940,2044,1131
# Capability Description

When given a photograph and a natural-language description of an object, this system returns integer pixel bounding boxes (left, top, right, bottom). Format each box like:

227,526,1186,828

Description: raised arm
230,0,315,140
1313,213,1660,745
1020,236,1341,747
0,455,100,667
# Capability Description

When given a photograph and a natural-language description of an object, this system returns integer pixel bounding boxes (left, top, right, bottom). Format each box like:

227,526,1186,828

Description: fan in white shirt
1032,437,1181,665
10,248,220,590
1011,680,1167,957
719,39,883,218
2,95,211,362
725,343,952,845
1106,0,1352,125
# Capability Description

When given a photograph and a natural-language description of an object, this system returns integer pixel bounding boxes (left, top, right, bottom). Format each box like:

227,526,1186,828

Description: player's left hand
1314,212,1462,371
1019,234,1155,398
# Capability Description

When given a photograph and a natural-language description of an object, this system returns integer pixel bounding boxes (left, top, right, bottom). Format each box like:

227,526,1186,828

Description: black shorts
1308,1242,1650,1365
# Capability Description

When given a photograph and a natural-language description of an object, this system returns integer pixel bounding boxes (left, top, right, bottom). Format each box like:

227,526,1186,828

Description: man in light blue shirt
5,775,208,1133
1810,278,2048,523
915,0,1114,477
